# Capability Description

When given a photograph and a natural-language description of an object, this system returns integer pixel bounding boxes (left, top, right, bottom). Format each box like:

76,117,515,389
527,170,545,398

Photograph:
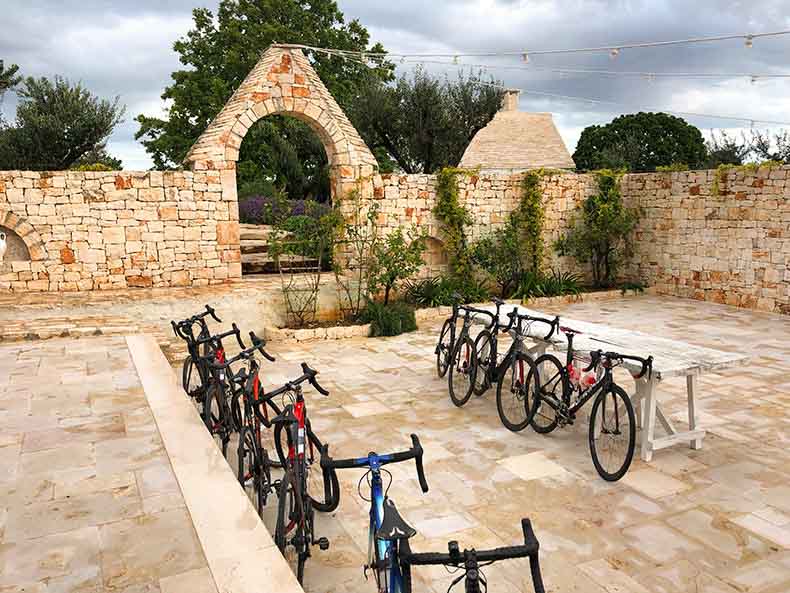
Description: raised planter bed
264,322,371,342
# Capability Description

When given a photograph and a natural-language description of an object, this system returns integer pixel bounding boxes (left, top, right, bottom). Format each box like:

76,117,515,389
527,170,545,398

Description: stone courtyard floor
1,295,789,593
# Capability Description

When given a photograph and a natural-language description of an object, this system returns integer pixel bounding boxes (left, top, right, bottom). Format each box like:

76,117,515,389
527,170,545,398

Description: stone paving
0,337,217,593
1,295,789,593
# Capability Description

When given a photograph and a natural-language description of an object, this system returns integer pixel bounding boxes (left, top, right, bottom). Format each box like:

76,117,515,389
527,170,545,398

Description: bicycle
435,295,492,380
270,363,333,583
473,306,558,432
438,298,497,407
171,304,221,403
320,435,429,592
223,332,278,516
374,501,545,593
531,329,652,481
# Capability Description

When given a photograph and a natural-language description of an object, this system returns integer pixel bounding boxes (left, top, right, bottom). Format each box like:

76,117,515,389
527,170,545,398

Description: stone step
240,240,269,254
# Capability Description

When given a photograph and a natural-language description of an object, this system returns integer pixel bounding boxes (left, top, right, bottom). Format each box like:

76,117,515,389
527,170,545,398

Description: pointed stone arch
0,208,47,263
184,44,378,201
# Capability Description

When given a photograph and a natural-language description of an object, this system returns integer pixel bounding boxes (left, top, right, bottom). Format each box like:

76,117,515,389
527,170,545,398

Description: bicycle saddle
491,297,505,307
559,326,582,336
376,498,416,541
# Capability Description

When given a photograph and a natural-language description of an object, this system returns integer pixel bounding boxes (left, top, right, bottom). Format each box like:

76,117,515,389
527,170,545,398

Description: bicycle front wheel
448,336,476,407
237,427,265,516
203,384,229,458
275,474,305,583
182,355,203,400
588,384,636,482
495,353,537,432
436,319,453,378
472,330,493,396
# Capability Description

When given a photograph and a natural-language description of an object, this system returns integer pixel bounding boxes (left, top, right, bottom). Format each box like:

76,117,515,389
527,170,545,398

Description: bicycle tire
472,330,493,396
588,383,636,482
273,420,340,512
530,354,563,434
275,474,303,581
495,352,537,432
448,336,476,407
182,355,204,401
230,393,243,434
237,427,265,516
203,384,229,458
436,319,453,378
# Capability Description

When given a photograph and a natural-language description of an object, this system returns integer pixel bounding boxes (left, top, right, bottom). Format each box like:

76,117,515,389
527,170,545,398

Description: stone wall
622,166,790,313
0,170,241,291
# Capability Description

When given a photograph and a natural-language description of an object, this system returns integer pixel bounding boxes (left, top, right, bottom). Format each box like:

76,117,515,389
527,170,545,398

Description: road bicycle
435,296,493,380
171,305,221,403
531,327,652,481
222,332,277,516
473,305,558,432
371,501,545,593
271,363,333,583
436,296,497,407
320,435,428,593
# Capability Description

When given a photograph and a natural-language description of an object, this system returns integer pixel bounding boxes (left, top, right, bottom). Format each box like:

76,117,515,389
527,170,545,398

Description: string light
522,53,530,63
610,48,620,59
453,55,459,65
745,34,754,48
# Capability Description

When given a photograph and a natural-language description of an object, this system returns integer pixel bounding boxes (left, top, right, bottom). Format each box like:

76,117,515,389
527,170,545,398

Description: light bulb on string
453,55,459,65
745,34,754,48
750,75,758,85
610,48,620,59
522,53,530,63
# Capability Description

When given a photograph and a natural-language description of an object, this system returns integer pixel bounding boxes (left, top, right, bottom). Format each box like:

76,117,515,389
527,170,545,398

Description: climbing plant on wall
433,168,473,282
512,169,552,275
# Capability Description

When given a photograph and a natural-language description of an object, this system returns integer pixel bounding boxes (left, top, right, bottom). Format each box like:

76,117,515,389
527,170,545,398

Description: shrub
361,300,418,337
471,223,521,298
239,194,330,225
554,170,639,288
368,227,427,305
514,269,582,300
404,275,490,308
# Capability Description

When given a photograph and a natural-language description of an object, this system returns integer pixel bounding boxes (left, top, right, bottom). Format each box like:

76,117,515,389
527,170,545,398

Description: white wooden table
477,303,749,461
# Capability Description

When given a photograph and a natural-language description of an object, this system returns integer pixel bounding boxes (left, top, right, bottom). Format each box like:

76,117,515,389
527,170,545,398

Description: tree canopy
0,61,21,98
0,76,125,171
136,0,393,200
572,112,708,172
349,68,505,174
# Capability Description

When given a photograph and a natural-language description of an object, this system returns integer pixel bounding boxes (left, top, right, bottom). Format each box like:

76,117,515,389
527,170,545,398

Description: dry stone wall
622,166,790,313
0,169,241,291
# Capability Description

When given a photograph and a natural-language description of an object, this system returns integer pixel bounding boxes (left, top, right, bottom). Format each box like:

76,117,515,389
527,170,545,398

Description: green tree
573,112,707,172
136,0,393,199
472,221,521,298
705,130,751,167
368,227,426,305
349,68,504,173
0,61,21,97
555,170,639,288
750,129,790,164
0,76,125,170
72,145,123,171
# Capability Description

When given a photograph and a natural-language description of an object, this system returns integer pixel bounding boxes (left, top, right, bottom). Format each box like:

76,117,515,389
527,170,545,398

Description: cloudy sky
2,0,789,169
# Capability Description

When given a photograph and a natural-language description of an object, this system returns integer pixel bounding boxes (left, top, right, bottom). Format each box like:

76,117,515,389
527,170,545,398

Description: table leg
687,374,702,450
640,378,658,463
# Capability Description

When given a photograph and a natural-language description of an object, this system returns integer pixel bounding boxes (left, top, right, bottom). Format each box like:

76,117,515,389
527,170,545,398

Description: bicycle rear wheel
273,420,340,512
448,336,476,407
182,355,203,400
275,473,306,583
530,354,563,434
472,330,493,396
436,319,453,378
237,427,267,515
588,384,636,482
495,353,537,432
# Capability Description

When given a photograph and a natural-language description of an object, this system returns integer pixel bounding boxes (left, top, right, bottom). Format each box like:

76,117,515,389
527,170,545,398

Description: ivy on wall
512,168,559,275
433,167,473,281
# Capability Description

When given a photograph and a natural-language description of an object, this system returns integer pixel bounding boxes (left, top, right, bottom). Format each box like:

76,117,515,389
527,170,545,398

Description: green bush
405,275,490,308
514,269,582,300
361,300,418,337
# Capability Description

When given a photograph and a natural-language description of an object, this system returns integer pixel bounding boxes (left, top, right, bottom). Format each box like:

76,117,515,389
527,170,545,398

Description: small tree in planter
555,170,639,288
471,220,521,298
368,227,427,305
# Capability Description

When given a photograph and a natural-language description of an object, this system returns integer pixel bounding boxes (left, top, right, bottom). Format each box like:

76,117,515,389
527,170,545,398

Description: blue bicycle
321,435,429,592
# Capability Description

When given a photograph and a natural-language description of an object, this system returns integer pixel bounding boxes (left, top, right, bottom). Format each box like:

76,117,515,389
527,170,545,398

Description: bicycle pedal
316,537,330,550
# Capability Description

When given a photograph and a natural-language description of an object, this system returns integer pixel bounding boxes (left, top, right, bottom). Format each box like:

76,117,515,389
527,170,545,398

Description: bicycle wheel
273,420,340,512
181,355,203,400
530,354,564,434
237,427,265,516
275,474,305,583
436,319,453,378
230,392,243,434
495,353,537,432
448,336,476,407
589,384,636,481
203,384,229,458
472,330,493,396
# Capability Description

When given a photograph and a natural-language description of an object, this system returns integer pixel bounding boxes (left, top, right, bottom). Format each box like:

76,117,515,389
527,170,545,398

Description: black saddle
491,297,505,307
375,498,416,541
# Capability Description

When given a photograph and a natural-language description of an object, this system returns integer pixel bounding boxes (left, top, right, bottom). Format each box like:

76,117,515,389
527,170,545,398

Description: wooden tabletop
477,303,749,380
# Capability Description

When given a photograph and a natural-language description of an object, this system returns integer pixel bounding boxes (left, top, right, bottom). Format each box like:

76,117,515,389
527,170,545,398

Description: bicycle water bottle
567,362,581,386
580,372,596,390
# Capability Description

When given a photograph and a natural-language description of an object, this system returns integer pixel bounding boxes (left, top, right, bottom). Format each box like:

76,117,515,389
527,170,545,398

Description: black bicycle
391,509,545,593
472,305,558,432
271,364,333,583
532,328,652,481
171,305,221,403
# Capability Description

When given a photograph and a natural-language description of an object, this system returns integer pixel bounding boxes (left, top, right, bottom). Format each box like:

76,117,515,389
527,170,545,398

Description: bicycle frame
366,453,405,593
